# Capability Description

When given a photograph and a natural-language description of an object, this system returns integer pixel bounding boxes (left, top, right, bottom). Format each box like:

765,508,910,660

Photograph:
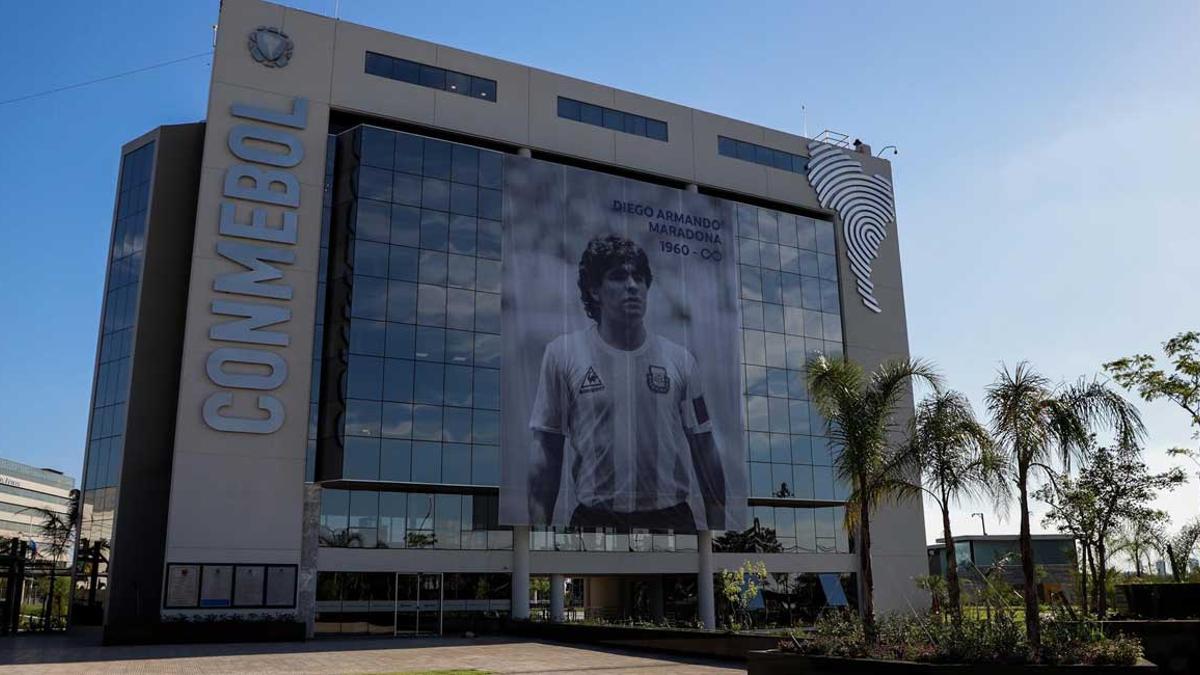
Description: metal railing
813,130,852,148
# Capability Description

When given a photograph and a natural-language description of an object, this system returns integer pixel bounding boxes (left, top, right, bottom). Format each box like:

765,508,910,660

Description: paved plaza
0,631,743,674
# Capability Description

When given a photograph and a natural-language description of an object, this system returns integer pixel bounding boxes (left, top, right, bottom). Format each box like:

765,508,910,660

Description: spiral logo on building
805,142,896,313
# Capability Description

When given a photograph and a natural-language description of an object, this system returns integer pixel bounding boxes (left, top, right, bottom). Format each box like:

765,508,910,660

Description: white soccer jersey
530,326,713,513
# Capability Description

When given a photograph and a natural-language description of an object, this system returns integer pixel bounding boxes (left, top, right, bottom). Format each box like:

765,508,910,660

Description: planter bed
747,650,1158,675
1102,621,1200,675
505,619,778,661
1118,584,1200,620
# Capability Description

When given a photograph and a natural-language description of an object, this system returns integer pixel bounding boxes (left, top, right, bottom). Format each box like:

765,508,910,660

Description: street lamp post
971,512,987,536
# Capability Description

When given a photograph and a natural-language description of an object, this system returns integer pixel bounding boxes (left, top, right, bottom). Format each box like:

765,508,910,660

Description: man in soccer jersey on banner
527,234,728,532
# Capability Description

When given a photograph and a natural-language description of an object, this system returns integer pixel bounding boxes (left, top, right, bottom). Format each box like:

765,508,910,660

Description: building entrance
393,572,442,636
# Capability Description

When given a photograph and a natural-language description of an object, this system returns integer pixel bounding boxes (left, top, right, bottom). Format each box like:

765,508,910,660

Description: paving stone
0,630,742,674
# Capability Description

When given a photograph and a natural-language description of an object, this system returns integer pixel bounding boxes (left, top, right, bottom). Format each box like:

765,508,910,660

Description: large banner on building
500,156,747,532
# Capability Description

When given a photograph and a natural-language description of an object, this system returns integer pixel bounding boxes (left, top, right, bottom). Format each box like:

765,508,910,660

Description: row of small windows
359,54,837,178
719,136,809,174
556,97,668,142
365,52,497,101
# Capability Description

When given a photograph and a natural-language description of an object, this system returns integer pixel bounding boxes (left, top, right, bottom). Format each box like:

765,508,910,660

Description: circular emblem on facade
248,26,293,68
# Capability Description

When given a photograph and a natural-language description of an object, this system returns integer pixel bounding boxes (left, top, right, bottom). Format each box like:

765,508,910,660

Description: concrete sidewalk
0,630,744,674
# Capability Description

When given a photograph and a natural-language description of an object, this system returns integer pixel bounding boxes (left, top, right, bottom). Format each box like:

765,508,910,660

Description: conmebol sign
201,98,309,434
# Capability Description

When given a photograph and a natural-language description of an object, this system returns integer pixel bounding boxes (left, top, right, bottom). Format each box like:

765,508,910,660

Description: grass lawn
960,605,1026,622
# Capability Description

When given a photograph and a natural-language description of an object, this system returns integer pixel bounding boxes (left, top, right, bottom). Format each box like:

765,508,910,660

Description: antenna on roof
802,105,808,139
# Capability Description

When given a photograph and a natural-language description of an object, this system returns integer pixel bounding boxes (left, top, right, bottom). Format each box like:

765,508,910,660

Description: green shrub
782,611,1139,665
1083,633,1143,666
788,610,867,658
931,613,1028,664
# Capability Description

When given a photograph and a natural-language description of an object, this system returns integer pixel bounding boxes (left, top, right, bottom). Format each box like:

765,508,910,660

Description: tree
1105,331,1200,440
1037,444,1184,616
718,559,769,630
1112,509,1168,577
712,516,784,554
985,363,1143,653
33,489,79,630
903,390,1003,618
1160,519,1200,582
1034,472,1098,614
806,355,940,641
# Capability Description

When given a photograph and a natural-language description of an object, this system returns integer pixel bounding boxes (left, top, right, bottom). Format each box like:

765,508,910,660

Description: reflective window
320,489,510,551
364,51,498,102
556,97,668,142
321,126,508,507
717,135,807,174
738,202,845,519
80,140,156,561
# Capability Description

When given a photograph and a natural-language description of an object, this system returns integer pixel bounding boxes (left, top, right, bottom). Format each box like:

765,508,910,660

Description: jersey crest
646,365,671,394
580,366,605,393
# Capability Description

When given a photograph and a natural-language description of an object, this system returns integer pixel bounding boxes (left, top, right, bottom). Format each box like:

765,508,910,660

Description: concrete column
298,484,321,638
698,530,715,629
512,525,531,620
550,573,565,622
517,147,532,158
685,183,699,193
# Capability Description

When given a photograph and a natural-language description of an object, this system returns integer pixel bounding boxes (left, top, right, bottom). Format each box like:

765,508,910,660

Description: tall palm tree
807,355,940,640
984,363,1143,654
903,390,1004,618
34,489,80,630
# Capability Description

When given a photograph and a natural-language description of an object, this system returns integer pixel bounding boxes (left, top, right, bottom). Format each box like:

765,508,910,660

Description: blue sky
1,1,1197,545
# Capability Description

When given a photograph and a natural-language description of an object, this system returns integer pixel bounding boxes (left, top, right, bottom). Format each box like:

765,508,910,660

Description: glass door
394,572,443,636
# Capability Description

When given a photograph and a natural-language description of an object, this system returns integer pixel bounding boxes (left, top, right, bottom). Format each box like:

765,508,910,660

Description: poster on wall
265,565,297,606
500,157,747,532
164,564,200,608
233,566,266,606
199,564,234,608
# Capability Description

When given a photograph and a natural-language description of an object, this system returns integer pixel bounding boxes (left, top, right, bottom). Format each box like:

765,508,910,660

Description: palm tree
984,363,1143,654
806,355,940,640
34,489,80,630
903,390,1004,618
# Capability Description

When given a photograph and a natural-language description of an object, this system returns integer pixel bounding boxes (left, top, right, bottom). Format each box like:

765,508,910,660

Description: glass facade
319,488,511,550
320,126,504,486
316,571,511,635
306,135,336,482
78,140,155,602
314,125,855,620
728,203,852,555
718,135,808,174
